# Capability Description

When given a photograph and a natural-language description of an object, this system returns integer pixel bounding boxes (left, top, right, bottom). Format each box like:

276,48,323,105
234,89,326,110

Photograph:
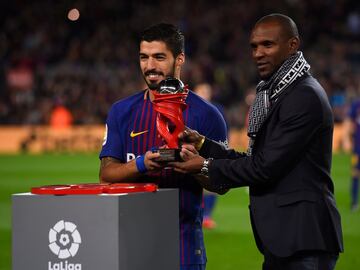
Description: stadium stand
0,0,359,131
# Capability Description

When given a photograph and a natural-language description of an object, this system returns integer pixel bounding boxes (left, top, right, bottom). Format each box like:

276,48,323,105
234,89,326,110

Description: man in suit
171,14,343,270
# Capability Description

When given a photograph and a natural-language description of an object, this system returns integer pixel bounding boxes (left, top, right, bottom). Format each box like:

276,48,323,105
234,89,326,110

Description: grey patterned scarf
247,51,310,156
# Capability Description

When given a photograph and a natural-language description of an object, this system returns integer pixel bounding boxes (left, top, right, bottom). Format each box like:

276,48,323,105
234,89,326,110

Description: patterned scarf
247,51,310,156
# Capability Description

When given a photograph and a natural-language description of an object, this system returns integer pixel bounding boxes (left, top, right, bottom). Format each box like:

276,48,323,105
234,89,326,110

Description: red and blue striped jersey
100,89,228,265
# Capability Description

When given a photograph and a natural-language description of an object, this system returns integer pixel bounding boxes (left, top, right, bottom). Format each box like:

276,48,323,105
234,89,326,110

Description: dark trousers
263,249,339,270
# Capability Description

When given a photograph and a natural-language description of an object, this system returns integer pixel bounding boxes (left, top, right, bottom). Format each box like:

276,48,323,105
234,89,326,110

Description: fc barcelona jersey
100,89,227,265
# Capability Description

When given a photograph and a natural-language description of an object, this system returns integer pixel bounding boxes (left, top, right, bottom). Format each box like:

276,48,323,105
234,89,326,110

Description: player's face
250,22,295,80
139,41,184,90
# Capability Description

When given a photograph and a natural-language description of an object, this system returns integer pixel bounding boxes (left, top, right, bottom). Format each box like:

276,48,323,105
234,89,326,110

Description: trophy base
155,148,181,162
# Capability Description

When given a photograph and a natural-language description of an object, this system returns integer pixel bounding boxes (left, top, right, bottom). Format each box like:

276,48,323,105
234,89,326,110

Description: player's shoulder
187,91,221,115
111,90,146,112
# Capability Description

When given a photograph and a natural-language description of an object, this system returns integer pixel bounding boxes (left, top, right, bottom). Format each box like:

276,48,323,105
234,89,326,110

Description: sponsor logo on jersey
127,153,142,162
130,130,148,138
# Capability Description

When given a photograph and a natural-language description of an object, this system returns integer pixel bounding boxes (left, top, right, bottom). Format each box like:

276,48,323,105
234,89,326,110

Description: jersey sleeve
200,104,228,148
99,104,125,162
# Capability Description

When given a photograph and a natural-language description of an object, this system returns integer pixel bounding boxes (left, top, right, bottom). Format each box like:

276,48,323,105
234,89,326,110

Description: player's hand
144,151,163,171
180,144,199,161
179,127,205,149
169,155,205,174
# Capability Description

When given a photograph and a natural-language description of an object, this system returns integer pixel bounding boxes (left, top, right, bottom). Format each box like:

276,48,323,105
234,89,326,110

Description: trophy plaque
152,77,188,162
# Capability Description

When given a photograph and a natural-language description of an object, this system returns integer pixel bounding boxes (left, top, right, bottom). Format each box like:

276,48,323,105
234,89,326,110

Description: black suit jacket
200,74,343,257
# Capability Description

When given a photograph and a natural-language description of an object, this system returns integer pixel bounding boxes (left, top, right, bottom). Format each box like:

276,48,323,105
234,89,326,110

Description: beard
147,79,161,91
142,63,176,90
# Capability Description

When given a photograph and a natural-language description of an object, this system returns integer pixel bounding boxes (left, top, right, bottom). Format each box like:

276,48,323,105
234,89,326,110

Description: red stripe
143,100,151,154
132,105,140,155
184,103,190,125
126,109,132,154
149,102,156,147
137,99,147,154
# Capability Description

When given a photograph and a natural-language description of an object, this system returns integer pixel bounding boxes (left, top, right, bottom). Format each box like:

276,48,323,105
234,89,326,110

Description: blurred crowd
0,0,359,128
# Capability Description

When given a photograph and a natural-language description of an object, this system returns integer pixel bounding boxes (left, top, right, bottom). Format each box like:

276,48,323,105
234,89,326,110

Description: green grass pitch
0,153,359,269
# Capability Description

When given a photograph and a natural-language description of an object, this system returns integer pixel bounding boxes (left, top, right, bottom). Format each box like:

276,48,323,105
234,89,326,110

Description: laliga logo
49,220,81,259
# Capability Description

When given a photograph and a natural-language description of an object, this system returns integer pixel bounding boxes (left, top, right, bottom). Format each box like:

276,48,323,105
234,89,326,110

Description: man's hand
144,151,163,171
180,144,199,161
179,127,205,150
169,155,205,174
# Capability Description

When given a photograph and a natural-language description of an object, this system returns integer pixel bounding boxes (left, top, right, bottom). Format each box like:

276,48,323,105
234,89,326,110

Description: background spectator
0,0,359,131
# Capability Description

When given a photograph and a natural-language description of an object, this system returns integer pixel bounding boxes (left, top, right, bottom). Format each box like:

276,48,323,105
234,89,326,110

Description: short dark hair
255,13,299,39
140,23,185,57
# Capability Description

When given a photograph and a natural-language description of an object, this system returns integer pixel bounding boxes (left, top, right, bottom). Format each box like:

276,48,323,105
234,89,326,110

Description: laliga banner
0,125,105,153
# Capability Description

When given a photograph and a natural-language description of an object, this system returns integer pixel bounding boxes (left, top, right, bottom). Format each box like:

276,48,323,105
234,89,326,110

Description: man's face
139,41,182,90
250,22,294,80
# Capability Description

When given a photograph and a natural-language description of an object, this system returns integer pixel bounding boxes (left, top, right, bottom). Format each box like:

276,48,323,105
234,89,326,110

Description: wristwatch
200,158,213,177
